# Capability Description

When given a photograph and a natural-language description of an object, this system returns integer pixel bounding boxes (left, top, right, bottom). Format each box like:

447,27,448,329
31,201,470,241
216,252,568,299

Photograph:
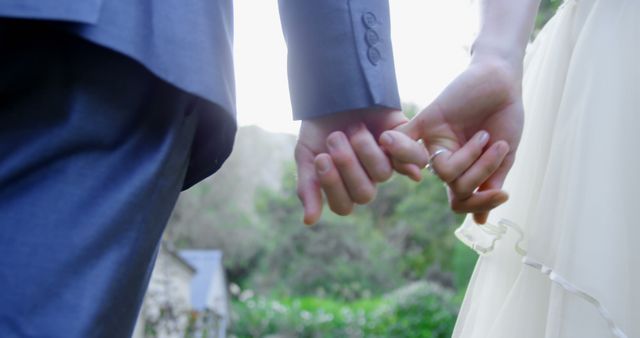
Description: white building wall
132,244,195,338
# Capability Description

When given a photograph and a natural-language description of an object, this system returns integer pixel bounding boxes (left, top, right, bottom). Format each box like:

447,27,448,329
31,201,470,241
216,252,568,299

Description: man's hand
383,56,524,223
295,108,425,225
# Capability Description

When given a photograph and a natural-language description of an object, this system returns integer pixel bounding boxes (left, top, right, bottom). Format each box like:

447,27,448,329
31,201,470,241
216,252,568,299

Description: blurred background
134,1,562,337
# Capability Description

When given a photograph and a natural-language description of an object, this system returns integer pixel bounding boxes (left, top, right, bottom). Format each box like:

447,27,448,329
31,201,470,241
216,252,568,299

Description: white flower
239,289,254,302
229,283,241,296
300,311,312,321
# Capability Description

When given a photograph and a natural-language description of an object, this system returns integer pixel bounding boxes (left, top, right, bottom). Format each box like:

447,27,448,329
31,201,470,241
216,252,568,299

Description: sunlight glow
233,1,477,135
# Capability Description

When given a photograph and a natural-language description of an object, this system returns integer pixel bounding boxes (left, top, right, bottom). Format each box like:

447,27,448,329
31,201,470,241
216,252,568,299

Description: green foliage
230,296,374,337
370,282,458,338
167,126,297,285
229,282,457,338
401,103,421,119
251,164,404,299
371,174,464,283
249,163,470,298
235,155,477,336
536,0,563,31
451,241,477,291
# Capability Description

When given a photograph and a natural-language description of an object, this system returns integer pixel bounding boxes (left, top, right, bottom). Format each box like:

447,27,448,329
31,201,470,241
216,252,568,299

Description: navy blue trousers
0,22,199,337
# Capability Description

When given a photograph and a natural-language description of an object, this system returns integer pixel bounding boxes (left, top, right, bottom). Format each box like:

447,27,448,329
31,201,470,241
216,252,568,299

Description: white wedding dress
453,0,640,337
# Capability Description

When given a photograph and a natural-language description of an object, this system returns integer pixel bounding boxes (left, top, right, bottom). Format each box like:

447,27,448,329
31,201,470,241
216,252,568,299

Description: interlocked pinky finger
379,130,429,168
449,141,509,200
429,130,490,183
448,188,509,214
392,159,422,182
347,123,393,183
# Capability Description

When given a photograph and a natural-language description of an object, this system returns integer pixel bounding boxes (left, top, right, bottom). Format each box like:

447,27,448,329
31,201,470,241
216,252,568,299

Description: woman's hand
383,56,524,223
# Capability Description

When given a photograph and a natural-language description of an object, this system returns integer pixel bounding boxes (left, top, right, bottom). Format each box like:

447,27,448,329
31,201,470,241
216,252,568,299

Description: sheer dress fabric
453,0,640,337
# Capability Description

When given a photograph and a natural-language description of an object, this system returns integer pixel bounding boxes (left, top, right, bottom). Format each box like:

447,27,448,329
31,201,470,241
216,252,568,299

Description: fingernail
500,191,510,202
494,142,508,155
380,133,393,146
316,157,331,174
492,192,509,206
304,215,315,226
477,131,489,144
327,133,343,150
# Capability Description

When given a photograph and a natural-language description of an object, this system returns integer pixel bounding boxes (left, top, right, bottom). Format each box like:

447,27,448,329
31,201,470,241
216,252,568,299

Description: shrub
228,281,458,338
369,282,457,338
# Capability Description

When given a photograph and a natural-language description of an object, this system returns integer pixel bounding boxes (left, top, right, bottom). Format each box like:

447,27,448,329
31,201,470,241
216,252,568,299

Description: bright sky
234,1,477,135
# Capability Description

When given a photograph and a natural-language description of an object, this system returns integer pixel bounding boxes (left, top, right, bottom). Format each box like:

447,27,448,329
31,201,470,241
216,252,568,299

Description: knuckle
350,131,371,151
353,185,376,204
331,202,353,216
416,150,429,168
450,200,466,214
469,144,483,159
451,184,472,200
480,161,498,177
355,146,378,166
294,144,306,163
396,138,419,158
331,151,355,168
396,165,412,178
372,166,393,182
415,115,428,134
438,168,457,183
318,171,339,186
296,186,306,201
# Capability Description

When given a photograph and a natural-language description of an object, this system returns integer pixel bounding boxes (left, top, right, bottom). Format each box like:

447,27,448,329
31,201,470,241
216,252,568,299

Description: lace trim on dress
455,219,526,256
455,219,628,338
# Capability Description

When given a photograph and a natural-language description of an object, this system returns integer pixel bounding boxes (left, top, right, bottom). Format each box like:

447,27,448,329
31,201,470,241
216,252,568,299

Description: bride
323,0,638,336
403,0,638,336
450,0,638,337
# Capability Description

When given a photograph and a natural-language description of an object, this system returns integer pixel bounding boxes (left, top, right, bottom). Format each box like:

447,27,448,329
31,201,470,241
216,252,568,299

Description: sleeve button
367,47,381,65
365,29,380,46
362,12,378,28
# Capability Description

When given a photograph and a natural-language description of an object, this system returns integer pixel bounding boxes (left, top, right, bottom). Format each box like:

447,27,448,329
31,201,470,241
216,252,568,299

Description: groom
0,1,520,338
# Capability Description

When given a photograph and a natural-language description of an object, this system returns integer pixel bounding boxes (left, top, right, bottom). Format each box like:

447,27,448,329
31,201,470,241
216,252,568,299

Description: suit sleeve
279,0,401,120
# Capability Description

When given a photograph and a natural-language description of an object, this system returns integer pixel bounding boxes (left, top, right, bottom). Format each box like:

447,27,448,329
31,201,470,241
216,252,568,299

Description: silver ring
425,149,447,175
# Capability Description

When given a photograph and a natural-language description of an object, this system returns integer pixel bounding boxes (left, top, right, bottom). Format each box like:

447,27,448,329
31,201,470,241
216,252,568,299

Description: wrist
300,107,407,139
471,39,525,72
301,107,403,127
465,53,524,102
470,44,525,82
470,0,541,74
